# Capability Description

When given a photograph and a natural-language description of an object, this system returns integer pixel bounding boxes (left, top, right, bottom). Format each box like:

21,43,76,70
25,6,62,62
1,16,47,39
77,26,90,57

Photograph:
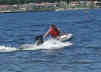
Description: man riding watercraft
35,24,60,45
35,24,72,46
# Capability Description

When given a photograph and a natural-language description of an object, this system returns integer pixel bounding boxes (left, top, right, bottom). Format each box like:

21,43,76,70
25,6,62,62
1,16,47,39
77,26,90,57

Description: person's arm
43,29,50,38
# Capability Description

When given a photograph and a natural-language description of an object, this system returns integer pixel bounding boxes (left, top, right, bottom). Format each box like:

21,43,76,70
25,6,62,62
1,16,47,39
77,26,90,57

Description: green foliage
0,0,70,4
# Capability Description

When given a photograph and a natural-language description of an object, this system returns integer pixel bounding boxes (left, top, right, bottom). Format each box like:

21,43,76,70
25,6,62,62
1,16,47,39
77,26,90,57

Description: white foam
21,39,72,50
0,46,17,52
0,39,72,52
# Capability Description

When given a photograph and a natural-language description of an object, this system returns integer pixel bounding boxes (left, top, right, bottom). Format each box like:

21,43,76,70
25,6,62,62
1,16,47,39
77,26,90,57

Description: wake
0,39,72,52
0,46,17,52
21,39,72,50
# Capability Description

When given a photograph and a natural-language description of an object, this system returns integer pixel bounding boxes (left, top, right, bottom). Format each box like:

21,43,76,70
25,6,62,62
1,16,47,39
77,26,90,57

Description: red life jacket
50,27,59,37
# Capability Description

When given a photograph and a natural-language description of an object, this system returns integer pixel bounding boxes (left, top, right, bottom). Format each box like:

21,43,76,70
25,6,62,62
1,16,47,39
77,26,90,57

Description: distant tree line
0,0,101,5
0,0,70,5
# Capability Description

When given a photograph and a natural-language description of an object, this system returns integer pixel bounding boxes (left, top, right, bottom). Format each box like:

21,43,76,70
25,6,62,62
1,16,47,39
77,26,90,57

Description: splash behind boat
20,33,72,50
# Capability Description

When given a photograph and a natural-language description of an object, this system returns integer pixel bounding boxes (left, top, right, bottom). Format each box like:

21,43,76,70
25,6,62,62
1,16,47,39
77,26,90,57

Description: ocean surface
0,9,101,72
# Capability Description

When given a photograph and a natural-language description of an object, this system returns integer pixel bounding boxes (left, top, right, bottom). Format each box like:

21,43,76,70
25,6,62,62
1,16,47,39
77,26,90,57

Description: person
43,24,61,39
35,35,44,45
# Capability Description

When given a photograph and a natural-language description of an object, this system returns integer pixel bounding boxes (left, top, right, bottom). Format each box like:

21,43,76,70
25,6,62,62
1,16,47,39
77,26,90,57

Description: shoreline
56,8,100,11
0,8,100,13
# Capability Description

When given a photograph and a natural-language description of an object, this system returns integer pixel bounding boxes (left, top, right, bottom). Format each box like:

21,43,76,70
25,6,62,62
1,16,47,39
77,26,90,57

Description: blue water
0,8,101,72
